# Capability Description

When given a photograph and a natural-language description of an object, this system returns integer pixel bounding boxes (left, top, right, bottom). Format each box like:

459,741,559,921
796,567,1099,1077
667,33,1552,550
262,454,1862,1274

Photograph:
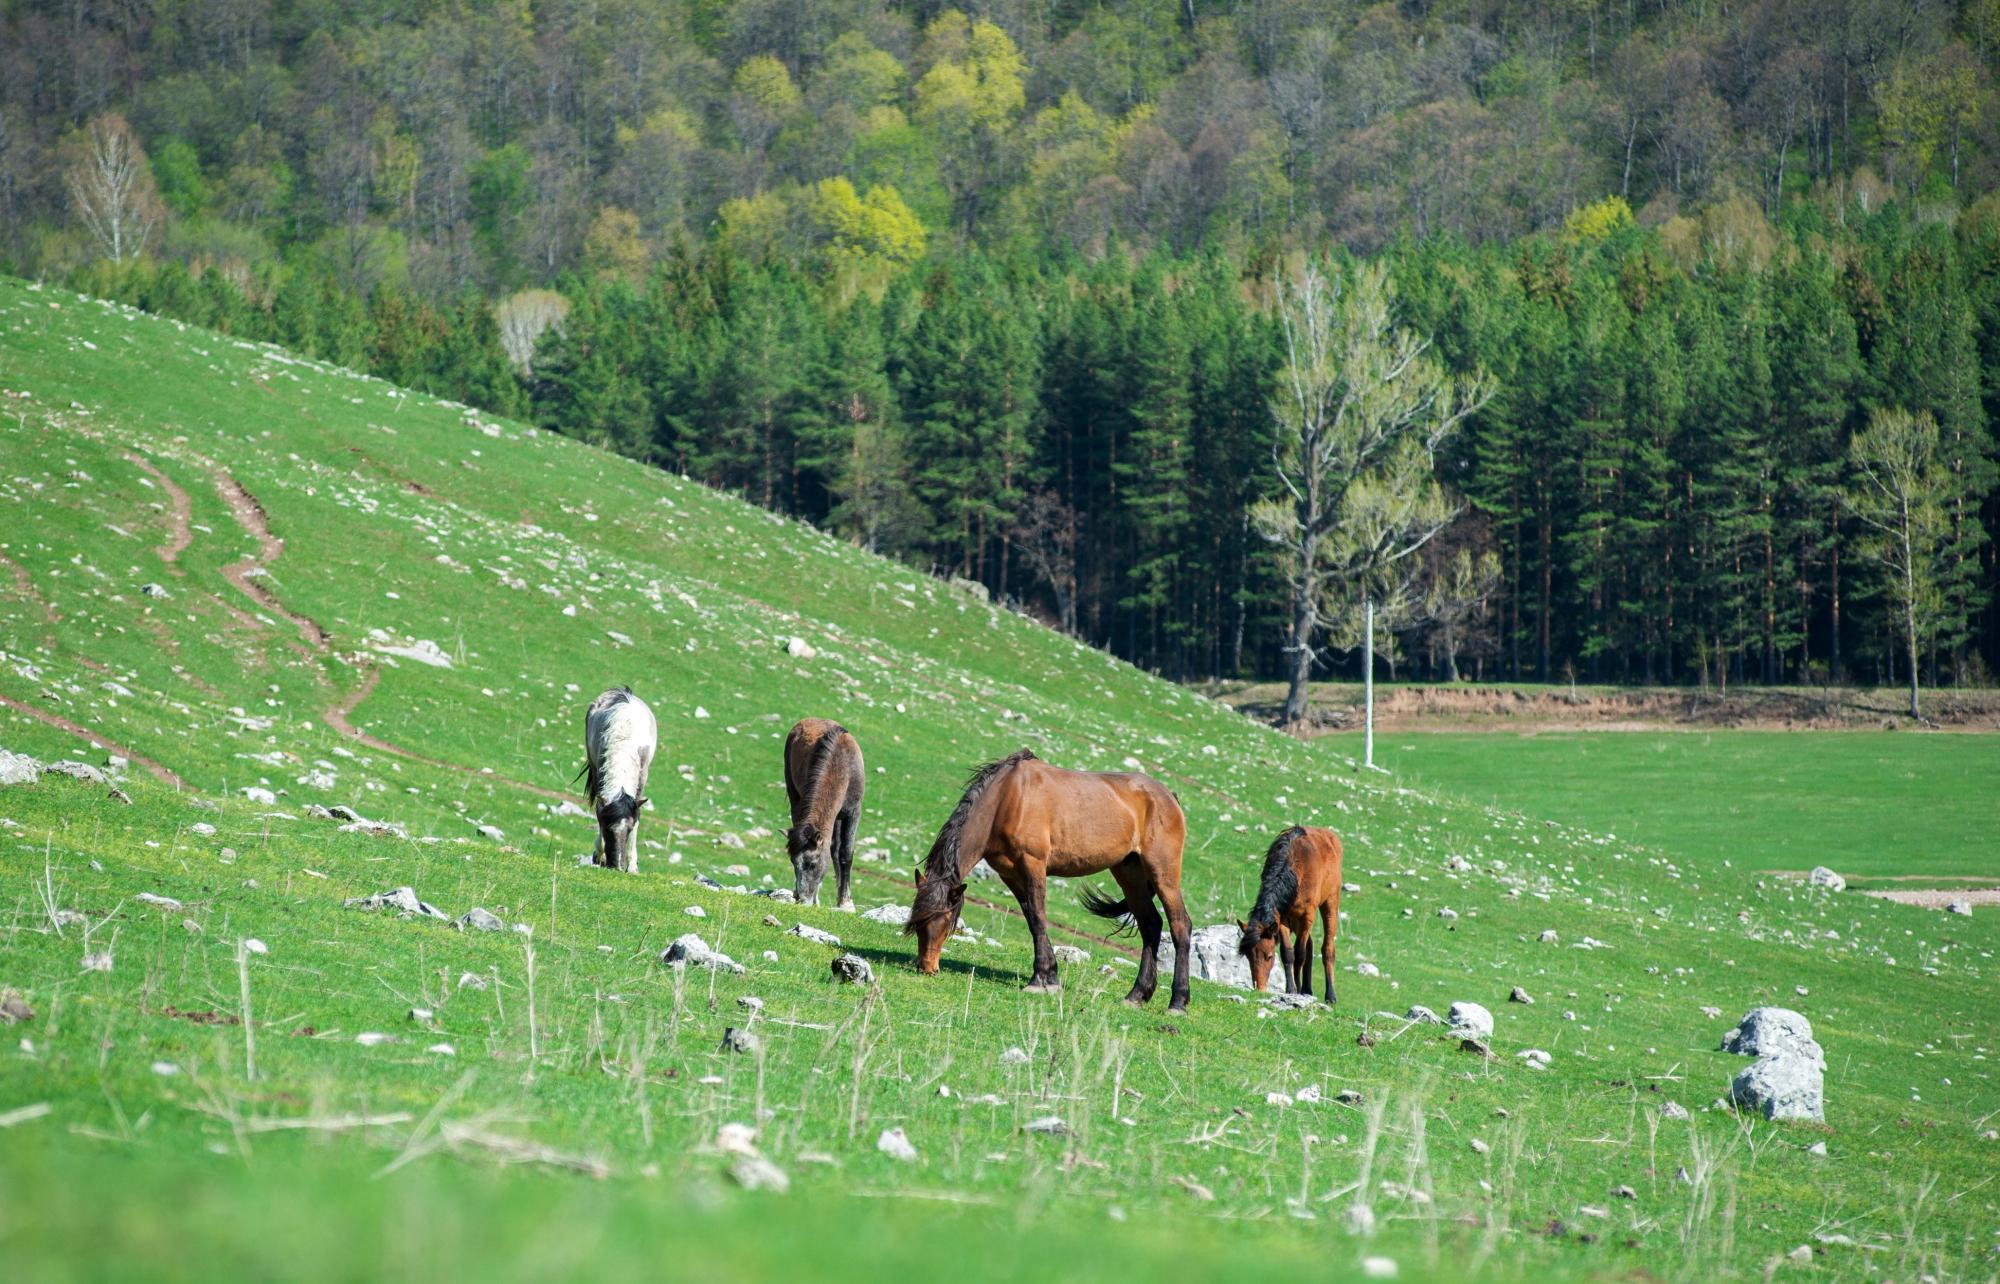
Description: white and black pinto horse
580,687,657,873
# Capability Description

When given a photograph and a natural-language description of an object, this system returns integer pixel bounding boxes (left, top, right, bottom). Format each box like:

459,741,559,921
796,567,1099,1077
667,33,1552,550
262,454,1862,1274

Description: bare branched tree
1255,256,1492,725
494,289,572,374
1849,407,1948,719
1008,488,1079,634
65,114,161,265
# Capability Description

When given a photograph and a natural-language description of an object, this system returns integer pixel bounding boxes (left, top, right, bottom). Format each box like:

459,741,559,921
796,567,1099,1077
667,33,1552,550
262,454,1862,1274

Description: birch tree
1848,407,1948,719
65,114,161,265
1256,257,1491,725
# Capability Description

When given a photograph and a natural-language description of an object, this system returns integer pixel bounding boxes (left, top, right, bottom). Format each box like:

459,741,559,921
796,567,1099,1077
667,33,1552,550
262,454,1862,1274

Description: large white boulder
1153,924,1253,989
1731,1055,1825,1122
1807,867,1846,893
1721,1007,1825,1069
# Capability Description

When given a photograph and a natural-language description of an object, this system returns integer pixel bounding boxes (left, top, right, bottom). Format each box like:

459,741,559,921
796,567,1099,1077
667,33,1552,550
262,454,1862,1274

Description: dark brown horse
1236,825,1344,1004
906,749,1193,1011
784,718,865,908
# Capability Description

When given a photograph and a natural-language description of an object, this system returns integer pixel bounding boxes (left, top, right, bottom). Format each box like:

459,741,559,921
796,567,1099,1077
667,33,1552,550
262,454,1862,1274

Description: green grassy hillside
1,279,1995,1282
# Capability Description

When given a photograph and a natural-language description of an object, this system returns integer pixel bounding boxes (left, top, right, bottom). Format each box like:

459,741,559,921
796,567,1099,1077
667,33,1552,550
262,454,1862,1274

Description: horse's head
786,822,831,905
905,865,964,975
1237,918,1278,992
597,792,646,871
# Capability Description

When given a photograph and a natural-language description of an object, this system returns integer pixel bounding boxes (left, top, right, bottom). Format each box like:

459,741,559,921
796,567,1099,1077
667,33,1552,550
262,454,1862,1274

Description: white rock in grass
1660,1101,1690,1121
1807,867,1845,893
190,822,217,837
1946,899,1973,917
80,952,112,972
1052,944,1090,965
1153,924,1254,989
861,904,911,926
788,923,841,947
829,953,873,984
0,751,41,786
1354,961,1379,977
242,938,268,955
684,905,707,918
876,1127,918,1162
661,933,744,974
241,786,277,805
1360,1254,1397,1278
1730,1055,1824,1122
999,1046,1031,1066
1294,1083,1322,1104
137,892,184,910
150,1061,180,1076
1404,1005,1443,1025
1721,1008,1825,1069
1517,1049,1552,1069
1447,1002,1494,1040
457,907,505,932
730,1154,789,1192
1538,930,1559,943
355,1032,398,1046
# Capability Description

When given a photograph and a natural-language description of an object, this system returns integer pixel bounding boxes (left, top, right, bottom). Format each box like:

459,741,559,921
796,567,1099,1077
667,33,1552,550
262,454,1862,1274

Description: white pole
1363,597,1375,770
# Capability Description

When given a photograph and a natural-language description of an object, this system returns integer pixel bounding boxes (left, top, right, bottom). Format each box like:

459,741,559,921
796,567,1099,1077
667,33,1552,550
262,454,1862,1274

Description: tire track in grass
323,663,568,803
0,550,59,648
0,693,187,789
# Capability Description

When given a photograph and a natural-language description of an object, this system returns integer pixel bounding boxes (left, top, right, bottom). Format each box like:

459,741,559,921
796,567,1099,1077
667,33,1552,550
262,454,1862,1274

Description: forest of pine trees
10,1,2000,693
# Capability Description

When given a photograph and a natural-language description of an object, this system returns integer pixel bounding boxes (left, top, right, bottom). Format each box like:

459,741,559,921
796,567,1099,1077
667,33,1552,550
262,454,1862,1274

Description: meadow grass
1337,731,2000,882
0,277,1996,1281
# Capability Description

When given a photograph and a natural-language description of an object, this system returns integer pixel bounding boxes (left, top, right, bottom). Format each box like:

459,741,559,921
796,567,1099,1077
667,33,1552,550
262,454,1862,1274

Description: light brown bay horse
906,749,1193,1011
1236,825,1344,1004
784,718,865,908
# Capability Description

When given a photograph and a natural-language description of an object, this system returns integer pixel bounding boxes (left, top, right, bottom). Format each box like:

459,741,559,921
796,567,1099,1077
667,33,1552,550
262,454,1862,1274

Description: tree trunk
1281,559,1316,724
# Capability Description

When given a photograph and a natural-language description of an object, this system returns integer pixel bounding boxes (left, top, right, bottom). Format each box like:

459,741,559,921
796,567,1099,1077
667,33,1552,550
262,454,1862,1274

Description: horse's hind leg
1156,881,1193,1013
1320,900,1337,1005
1111,858,1161,1005
833,810,857,911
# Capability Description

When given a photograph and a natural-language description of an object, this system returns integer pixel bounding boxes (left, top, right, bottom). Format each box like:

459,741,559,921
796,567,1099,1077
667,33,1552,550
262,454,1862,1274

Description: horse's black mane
1247,825,1305,930
906,748,1037,932
803,723,849,801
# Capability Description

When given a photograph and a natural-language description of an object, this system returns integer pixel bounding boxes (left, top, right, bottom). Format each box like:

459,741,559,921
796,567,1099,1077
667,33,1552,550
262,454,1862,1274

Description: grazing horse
579,687,656,873
1236,825,1344,1003
906,749,1193,1011
783,718,865,908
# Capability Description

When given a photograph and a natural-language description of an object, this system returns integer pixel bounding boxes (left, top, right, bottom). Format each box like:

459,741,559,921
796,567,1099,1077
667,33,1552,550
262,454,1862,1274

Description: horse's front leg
1294,924,1314,996
1010,864,1060,993
1276,929,1294,994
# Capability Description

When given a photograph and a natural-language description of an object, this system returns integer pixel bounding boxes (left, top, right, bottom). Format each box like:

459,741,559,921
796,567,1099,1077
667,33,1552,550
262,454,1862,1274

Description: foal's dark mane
803,723,849,802
905,748,1037,933
1247,825,1305,930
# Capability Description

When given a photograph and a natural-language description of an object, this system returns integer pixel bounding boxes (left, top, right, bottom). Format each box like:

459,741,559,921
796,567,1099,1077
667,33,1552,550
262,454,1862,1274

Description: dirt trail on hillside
0,694,187,789
213,471,328,652
126,454,192,569
1862,888,2000,909
323,664,569,802
0,550,60,649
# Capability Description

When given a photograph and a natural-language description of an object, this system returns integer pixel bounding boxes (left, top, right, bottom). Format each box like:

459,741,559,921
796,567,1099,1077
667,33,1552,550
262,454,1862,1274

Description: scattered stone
788,923,842,947
1538,929,1558,944
1730,1054,1825,1122
135,892,184,911
1613,1184,1637,1200
409,1007,434,1024
720,1027,759,1055
1265,1092,1293,1107
1786,1245,1813,1266
1807,866,1845,893
150,1061,179,1076
457,972,489,990
730,1154,789,1192
1700,1005,1723,1020
139,582,170,599
1263,992,1317,1011
861,904,911,926
661,933,745,974
1508,986,1534,1005
240,786,277,805
1344,1204,1377,1236
355,1032,398,1047
457,907,506,932
684,905,707,919
784,636,817,660
80,952,112,972
345,887,450,921
1023,1116,1070,1136
1436,907,1459,920
1447,1001,1494,1040
1518,1048,1552,1069
1660,1101,1690,1121
1294,1083,1322,1104
829,953,873,984
737,996,764,1014
1946,899,1973,917
1807,1141,1828,1157
1335,1088,1364,1106
1404,1005,1444,1025
876,1127,918,1162
1052,944,1090,965
1469,1138,1489,1154
242,938,267,956
1152,924,1255,989
0,990,32,1023
0,750,40,786
1360,1256,1398,1279
475,824,505,843
1721,1008,1825,1069
1354,961,1380,977
999,1046,1031,1067
1445,855,1471,872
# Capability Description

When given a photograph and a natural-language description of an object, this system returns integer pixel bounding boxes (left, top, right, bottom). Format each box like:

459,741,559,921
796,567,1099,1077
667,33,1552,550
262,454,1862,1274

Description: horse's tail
1078,885,1135,934
906,748,1036,934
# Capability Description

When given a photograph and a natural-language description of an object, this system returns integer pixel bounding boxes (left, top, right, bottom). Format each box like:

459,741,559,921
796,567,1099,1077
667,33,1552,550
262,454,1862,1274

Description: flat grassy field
1337,732,2000,882
2,279,1997,1282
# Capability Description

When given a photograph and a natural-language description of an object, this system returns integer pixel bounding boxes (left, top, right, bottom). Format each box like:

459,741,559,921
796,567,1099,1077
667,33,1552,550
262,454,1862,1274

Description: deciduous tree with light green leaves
1848,408,1949,719
1256,257,1493,725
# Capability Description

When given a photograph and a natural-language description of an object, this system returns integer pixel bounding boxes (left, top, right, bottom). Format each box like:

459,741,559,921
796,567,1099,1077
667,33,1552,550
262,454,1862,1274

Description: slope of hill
0,278,1995,1282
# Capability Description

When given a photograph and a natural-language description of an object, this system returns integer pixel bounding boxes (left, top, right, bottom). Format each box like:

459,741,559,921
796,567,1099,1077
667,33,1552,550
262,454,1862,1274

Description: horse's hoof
1166,1003,1189,1015
1121,994,1148,1008
1022,982,1063,995
837,899,856,913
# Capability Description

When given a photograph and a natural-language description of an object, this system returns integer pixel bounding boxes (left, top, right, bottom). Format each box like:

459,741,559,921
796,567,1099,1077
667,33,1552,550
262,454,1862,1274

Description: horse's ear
912,865,926,888
947,881,966,908
636,796,650,810
1236,917,1248,934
